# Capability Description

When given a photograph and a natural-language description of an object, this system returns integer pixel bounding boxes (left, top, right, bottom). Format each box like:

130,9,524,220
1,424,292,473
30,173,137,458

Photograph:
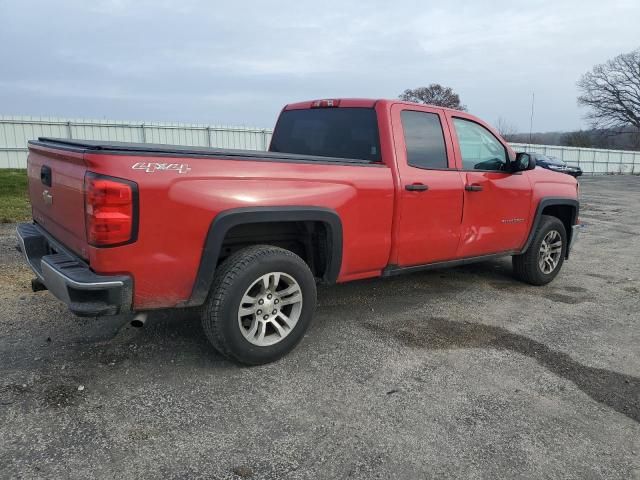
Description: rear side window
400,111,448,169
270,108,381,162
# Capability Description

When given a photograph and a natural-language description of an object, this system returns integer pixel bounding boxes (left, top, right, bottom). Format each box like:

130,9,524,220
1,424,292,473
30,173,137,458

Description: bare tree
562,130,592,148
495,117,518,141
577,48,640,130
399,84,467,111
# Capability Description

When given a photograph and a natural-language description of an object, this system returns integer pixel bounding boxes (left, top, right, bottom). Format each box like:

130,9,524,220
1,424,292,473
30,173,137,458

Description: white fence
510,143,640,175
1,115,639,174
0,115,273,169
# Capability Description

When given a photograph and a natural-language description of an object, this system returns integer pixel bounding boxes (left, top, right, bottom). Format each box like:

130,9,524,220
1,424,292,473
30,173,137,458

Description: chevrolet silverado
17,99,580,364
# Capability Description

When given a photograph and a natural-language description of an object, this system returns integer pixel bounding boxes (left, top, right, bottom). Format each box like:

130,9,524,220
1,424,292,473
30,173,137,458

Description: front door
447,115,532,258
391,104,465,267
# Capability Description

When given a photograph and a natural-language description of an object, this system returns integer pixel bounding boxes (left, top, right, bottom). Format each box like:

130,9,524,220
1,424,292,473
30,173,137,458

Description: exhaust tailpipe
130,313,147,328
31,278,47,292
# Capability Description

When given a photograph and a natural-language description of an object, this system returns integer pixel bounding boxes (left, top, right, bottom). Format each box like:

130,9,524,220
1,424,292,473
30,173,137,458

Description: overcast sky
1,0,638,132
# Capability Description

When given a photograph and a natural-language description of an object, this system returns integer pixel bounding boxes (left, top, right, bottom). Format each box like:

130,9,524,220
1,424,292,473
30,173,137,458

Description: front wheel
512,215,567,286
201,245,317,365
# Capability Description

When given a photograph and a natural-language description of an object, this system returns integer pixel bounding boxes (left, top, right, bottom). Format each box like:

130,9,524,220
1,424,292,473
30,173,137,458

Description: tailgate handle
40,165,52,187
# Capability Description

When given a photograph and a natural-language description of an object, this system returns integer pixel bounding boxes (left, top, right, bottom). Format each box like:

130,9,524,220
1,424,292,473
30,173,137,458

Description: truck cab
271,99,578,270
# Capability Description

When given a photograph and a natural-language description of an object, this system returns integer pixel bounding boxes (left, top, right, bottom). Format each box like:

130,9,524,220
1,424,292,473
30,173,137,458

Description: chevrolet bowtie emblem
42,190,53,205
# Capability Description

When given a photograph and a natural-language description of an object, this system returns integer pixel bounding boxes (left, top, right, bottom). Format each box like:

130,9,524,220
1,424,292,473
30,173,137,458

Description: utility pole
529,92,535,145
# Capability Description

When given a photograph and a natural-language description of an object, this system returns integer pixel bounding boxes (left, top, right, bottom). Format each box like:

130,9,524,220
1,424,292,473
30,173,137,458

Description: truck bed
30,138,382,166
26,134,395,310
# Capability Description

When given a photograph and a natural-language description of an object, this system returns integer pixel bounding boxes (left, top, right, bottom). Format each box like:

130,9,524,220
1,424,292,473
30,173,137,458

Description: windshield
270,107,382,162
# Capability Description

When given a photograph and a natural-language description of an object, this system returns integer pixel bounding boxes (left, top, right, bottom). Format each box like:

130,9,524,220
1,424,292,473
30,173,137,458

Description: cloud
1,0,639,131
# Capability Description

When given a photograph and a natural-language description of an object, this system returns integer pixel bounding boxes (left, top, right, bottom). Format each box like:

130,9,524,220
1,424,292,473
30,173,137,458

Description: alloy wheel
538,230,562,274
237,272,303,346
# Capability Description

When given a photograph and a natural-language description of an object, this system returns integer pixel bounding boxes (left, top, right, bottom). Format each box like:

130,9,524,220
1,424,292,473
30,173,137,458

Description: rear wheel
201,245,316,365
512,215,567,286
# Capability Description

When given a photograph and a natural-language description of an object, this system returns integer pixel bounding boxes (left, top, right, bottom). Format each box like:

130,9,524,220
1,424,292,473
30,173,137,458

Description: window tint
269,108,381,162
453,118,507,171
401,110,448,169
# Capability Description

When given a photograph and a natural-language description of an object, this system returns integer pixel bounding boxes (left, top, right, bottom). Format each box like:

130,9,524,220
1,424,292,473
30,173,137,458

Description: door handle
405,183,429,192
465,184,483,192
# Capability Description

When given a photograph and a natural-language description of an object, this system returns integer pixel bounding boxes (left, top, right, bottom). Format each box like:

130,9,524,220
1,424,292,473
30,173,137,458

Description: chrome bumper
16,223,132,317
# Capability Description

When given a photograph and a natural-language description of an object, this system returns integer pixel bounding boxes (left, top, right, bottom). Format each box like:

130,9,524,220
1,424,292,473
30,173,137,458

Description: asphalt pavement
0,175,638,479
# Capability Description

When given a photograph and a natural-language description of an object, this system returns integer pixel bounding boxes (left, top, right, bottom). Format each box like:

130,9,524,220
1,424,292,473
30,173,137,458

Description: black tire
201,245,317,365
512,215,567,286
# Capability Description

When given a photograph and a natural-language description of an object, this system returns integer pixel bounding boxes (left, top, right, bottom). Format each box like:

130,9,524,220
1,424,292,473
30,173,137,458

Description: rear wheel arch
185,206,343,307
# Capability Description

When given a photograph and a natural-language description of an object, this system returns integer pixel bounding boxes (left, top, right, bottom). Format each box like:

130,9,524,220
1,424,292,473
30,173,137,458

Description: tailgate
27,144,88,258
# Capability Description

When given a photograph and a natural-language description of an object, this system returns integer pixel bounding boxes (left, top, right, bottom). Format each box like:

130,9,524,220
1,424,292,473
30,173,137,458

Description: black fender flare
183,206,343,307
520,197,579,257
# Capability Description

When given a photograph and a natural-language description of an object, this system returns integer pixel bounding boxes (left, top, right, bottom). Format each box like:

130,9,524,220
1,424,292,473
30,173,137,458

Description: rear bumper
16,223,132,317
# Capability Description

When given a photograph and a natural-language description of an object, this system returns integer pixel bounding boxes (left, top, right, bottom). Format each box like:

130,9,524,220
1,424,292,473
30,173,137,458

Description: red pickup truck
17,99,579,364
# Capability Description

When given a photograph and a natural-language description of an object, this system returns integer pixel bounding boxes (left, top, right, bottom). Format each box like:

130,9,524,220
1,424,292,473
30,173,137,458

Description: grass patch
0,169,31,223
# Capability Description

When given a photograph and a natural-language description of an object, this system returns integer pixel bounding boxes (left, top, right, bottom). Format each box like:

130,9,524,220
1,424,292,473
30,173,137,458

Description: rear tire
512,215,567,286
201,245,317,365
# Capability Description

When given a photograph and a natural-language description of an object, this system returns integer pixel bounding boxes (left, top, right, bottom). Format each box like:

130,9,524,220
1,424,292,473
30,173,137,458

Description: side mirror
513,152,536,172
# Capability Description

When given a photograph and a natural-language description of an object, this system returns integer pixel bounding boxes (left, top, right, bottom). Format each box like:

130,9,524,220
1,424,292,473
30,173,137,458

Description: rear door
391,104,465,266
27,144,89,258
446,114,532,257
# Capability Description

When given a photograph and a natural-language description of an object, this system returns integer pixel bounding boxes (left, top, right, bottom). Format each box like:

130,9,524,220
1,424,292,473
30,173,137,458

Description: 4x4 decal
132,162,191,174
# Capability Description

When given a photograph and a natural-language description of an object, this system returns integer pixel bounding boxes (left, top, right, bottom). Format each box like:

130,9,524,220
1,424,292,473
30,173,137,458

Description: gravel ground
0,176,638,479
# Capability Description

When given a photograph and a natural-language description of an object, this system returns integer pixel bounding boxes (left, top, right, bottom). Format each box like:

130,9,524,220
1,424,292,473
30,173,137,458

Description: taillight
85,173,138,247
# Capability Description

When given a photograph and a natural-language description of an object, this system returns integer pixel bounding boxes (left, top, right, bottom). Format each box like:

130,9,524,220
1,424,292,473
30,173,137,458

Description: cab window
270,107,381,162
401,110,449,169
453,118,507,171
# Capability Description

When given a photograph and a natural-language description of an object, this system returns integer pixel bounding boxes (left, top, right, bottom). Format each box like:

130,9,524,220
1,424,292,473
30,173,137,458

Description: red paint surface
27,99,578,310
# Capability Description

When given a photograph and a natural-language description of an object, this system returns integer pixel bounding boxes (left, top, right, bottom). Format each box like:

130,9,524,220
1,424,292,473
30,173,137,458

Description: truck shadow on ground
109,260,638,423
364,316,639,424
317,258,593,309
